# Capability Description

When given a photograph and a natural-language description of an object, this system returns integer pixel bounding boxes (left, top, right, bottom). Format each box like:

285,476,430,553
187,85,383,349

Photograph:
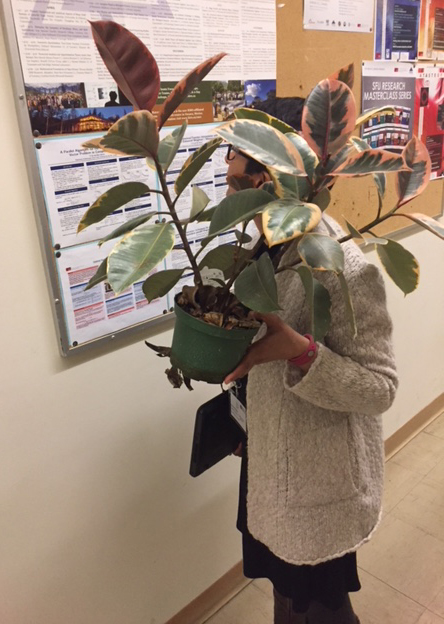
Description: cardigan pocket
287,417,360,508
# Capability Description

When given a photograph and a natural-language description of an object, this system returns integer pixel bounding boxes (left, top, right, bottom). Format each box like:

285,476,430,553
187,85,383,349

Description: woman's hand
224,313,314,384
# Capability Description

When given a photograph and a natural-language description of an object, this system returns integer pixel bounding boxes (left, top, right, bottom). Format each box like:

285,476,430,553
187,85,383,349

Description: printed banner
374,0,421,60
418,0,444,59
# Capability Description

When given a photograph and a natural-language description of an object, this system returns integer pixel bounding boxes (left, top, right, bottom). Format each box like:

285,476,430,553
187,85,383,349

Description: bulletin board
0,0,277,356
276,0,443,237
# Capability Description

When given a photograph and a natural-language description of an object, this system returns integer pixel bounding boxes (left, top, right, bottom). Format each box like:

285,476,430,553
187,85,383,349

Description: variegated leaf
98,212,157,246
90,21,160,111
157,121,188,172
77,182,150,232
344,218,364,240
100,111,159,158
190,185,210,219
286,133,319,181
269,169,311,201
198,244,250,279
396,213,444,240
208,189,273,236
333,149,409,176
234,253,280,313
174,137,222,197
376,239,419,295
312,188,331,212
262,200,322,247
233,107,295,135
396,136,432,206
157,52,226,129
214,119,306,176
82,136,123,155
84,258,108,291
355,106,396,129
108,222,175,294
350,137,386,198
298,233,345,273
301,78,356,160
329,63,355,89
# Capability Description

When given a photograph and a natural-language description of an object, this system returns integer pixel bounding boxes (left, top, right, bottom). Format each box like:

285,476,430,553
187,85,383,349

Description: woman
224,97,398,624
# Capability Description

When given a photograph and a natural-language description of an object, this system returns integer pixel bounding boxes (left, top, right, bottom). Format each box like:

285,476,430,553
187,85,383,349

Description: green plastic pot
170,300,259,384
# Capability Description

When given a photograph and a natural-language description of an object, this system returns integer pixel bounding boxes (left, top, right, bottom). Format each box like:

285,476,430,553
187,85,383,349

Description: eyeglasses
226,145,241,161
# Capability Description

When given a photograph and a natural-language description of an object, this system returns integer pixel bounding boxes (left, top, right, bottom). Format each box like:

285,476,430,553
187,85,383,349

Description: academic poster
361,62,416,151
303,0,374,32
418,0,444,59
414,64,444,179
374,0,421,60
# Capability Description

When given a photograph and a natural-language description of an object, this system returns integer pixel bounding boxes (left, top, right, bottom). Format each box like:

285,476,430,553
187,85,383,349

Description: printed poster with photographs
418,0,444,59
414,64,444,179
10,0,277,348
374,0,421,60
361,62,416,152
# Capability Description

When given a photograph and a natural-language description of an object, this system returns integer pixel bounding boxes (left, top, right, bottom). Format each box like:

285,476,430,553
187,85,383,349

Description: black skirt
237,447,361,614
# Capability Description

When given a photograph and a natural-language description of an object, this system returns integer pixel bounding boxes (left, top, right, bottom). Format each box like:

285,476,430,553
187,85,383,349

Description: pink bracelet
288,334,317,367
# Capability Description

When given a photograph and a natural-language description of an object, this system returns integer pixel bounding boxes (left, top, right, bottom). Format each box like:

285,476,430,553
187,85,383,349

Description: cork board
276,0,443,236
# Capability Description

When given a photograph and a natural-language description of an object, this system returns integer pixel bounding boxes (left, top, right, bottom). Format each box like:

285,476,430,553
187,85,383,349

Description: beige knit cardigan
246,214,398,565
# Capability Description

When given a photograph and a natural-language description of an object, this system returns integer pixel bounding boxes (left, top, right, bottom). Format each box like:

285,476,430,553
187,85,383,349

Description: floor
207,412,444,624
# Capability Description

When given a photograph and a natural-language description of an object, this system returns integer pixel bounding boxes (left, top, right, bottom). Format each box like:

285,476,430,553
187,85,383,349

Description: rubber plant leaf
233,107,295,135
190,186,211,220
376,239,419,295
301,78,356,161
157,121,188,172
90,21,160,111
77,182,150,232
333,148,410,176
142,269,185,302
298,233,345,273
215,118,306,176
100,111,159,158
157,52,226,129
350,136,386,198
98,212,158,246
84,257,108,291
355,106,396,129
262,199,322,247
396,136,432,207
293,265,332,341
286,132,319,181
269,170,311,201
234,253,281,313
328,63,355,89
208,189,274,237
107,222,175,294
198,245,250,279
174,137,222,197
396,213,444,240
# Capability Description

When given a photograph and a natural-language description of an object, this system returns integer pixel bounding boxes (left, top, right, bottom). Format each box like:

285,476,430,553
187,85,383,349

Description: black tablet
189,391,246,478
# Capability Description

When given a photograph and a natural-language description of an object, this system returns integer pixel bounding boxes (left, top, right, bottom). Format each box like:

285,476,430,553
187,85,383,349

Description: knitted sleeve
283,261,398,415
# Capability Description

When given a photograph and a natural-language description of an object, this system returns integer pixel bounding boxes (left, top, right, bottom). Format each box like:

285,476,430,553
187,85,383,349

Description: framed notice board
0,0,277,356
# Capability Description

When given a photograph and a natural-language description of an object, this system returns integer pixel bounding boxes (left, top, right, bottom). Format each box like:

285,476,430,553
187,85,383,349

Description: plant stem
154,158,203,286
224,234,265,292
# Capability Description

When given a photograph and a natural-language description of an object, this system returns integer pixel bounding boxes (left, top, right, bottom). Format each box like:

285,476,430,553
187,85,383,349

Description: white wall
0,26,443,624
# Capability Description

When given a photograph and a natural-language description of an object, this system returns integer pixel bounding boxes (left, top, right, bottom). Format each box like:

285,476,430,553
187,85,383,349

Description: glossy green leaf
198,244,250,278
269,170,311,201
311,188,331,212
286,132,319,181
262,200,322,247
157,52,226,129
338,273,357,338
350,136,386,198
77,182,150,232
108,222,175,294
234,253,280,313
142,269,185,302
363,237,388,246
329,63,355,89
298,233,345,273
190,185,210,220
233,107,295,135
214,119,306,176
193,206,216,223
396,212,444,240
98,211,157,246
355,106,396,129
100,111,159,157
157,121,188,172
333,148,409,176
84,257,108,291
376,239,419,295
174,137,222,196
234,230,253,244
301,78,356,160
208,188,273,236
344,218,364,240
396,136,432,206
90,21,160,111
294,265,332,341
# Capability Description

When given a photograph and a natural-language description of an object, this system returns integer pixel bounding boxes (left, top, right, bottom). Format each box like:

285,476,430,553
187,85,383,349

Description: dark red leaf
90,20,160,111
157,52,226,129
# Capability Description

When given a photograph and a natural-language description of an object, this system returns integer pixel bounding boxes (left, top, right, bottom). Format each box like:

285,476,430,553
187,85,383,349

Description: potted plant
78,21,443,388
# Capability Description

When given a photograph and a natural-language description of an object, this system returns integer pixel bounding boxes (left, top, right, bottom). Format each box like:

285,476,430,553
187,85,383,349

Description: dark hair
244,96,305,175
109,91,117,99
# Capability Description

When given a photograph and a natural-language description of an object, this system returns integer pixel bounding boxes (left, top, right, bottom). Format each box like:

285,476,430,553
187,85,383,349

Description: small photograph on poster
28,105,133,137
414,65,444,178
374,0,421,60
418,0,444,59
25,83,87,112
151,81,215,126
361,62,416,151
244,79,277,107
210,80,245,121
83,81,120,107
